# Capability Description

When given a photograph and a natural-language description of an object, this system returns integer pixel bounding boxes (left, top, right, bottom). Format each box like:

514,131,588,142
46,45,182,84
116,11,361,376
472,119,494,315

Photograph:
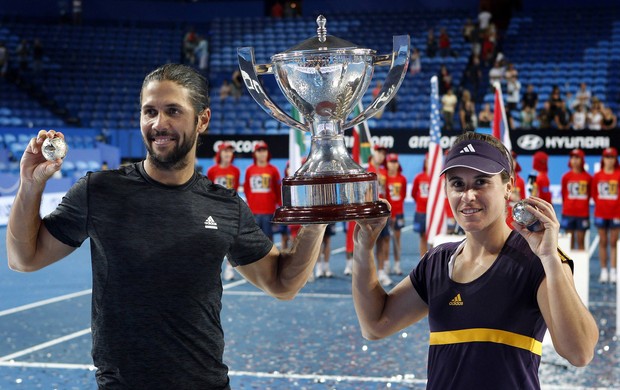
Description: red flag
426,76,446,245
492,83,512,151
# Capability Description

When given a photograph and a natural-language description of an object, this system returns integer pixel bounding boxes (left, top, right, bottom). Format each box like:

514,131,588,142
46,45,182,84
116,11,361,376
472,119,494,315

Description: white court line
588,234,599,260
0,328,91,362
229,370,426,384
0,360,94,370
222,279,247,289
0,289,92,318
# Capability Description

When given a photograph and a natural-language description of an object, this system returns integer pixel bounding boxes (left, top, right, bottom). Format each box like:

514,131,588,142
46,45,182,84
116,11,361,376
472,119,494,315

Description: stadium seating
492,6,618,114
208,11,470,133
1,5,619,139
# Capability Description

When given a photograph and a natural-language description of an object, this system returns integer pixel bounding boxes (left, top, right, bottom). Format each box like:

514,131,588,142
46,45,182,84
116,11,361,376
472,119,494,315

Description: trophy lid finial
317,15,327,43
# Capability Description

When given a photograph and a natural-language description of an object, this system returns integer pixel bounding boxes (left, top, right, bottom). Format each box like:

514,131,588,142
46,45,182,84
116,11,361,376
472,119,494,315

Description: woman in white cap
350,132,598,389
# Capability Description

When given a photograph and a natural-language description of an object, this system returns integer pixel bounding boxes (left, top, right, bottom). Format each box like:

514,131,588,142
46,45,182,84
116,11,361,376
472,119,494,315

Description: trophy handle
342,35,410,130
238,47,310,133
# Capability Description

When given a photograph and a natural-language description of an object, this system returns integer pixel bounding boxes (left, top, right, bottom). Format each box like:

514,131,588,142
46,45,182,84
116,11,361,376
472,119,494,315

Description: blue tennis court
0,212,618,389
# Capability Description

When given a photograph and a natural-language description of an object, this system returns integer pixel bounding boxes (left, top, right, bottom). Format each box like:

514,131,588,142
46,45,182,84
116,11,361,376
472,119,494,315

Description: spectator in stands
350,132,598,390
504,63,518,81
561,149,591,250
441,87,458,131
462,18,475,43
219,79,232,101
469,23,482,59
591,147,620,283
426,28,437,58
601,105,617,130
459,89,477,132
183,27,199,65
409,48,421,75
478,8,492,32
505,73,521,124
194,35,209,75
270,1,284,18
587,98,603,130
564,91,578,112
488,60,504,90
385,153,407,276
548,85,564,118
207,142,241,281
367,145,391,287
481,23,497,65
72,0,82,25
411,155,429,258
464,55,482,101
0,41,7,79
575,82,592,109
521,84,538,110
6,64,327,388
520,105,536,129
537,101,553,129
438,65,452,95
553,101,571,130
16,39,29,72
283,1,301,18
231,69,244,101
438,27,451,57
32,38,44,74
571,103,587,130
549,85,564,115
244,141,281,241
477,103,492,127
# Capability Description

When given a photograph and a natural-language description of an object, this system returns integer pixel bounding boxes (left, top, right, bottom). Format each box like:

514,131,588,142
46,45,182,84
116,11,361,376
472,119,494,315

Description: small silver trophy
512,200,543,232
42,137,68,161
238,15,409,224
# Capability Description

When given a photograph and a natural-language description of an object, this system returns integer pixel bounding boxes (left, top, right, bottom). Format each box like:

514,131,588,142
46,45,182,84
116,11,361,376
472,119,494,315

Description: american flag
492,82,512,151
425,76,446,245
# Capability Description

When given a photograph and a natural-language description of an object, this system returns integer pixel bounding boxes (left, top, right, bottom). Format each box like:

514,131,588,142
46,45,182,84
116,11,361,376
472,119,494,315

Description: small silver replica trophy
238,15,409,224
41,137,68,161
512,200,543,232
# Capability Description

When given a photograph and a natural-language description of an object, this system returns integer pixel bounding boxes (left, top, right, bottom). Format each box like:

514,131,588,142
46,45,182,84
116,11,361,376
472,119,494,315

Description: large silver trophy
238,15,409,224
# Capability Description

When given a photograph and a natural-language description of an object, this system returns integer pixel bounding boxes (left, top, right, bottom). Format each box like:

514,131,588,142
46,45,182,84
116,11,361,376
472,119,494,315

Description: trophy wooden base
273,172,389,224
272,201,391,224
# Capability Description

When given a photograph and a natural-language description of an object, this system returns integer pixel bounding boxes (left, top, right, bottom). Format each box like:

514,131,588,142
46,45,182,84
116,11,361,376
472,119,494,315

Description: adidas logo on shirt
204,216,218,230
449,293,464,306
459,144,476,154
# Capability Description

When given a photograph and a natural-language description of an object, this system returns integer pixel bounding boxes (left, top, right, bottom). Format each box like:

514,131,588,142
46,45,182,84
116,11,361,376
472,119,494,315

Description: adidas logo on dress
204,216,218,229
459,144,476,153
449,293,464,306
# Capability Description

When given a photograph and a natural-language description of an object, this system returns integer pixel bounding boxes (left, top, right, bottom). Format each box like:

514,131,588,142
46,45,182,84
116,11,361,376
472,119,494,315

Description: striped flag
288,107,307,175
426,76,446,245
351,102,373,169
492,82,512,151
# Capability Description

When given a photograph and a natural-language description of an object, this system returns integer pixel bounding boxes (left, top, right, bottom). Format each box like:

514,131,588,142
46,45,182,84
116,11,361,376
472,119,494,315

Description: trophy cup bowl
238,15,410,224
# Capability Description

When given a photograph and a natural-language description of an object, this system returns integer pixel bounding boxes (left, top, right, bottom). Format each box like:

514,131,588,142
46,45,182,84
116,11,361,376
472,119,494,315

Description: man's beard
145,131,196,171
